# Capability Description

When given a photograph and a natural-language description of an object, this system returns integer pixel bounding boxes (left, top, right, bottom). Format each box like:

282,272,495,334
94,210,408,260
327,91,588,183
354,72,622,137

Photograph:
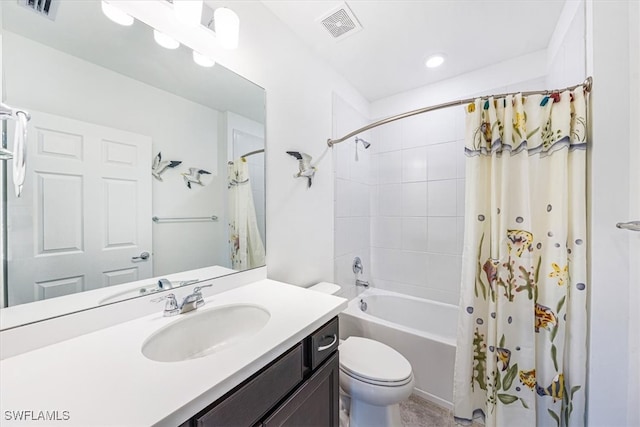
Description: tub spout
356,279,370,288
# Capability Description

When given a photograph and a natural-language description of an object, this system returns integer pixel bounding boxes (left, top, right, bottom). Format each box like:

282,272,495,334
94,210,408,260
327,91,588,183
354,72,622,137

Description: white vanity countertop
0,280,347,426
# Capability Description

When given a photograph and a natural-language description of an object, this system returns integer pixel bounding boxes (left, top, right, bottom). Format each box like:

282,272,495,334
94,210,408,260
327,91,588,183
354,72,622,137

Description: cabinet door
262,352,339,427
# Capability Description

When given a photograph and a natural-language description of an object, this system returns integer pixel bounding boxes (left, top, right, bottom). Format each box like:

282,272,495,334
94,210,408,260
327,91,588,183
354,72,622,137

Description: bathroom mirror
0,0,266,327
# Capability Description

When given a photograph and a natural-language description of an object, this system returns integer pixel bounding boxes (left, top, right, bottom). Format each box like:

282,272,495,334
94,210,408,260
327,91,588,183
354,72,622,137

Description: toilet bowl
339,336,414,427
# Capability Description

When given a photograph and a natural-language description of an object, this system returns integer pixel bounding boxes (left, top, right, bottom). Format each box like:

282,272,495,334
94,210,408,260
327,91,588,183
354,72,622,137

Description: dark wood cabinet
182,317,339,427
262,352,339,427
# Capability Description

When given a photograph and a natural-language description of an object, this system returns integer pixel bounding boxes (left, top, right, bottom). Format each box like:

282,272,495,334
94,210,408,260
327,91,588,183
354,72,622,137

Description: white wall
2,31,227,280
332,94,371,300
195,2,370,286
587,1,638,425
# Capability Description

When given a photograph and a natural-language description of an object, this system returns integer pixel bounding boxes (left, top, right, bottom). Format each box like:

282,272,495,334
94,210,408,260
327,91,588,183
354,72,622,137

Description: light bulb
214,7,239,50
101,1,134,26
174,0,203,26
425,54,445,69
193,51,215,68
153,29,180,49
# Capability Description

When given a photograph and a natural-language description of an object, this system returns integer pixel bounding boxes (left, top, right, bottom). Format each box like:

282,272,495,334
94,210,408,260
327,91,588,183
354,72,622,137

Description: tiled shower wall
369,108,465,305
332,94,371,300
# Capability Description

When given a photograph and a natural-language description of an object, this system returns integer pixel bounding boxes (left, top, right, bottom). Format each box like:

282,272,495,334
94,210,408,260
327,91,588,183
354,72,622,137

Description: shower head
355,137,371,149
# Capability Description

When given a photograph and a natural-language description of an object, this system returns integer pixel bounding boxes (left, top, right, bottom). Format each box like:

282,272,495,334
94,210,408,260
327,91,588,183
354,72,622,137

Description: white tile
424,108,457,145
335,178,351,218
399,251,429,286
351,147,371,184
401,115,429,149
369,153,379,185
370,186,379,217
456,217,465,254
378,151,402,184
350,181,370,217
453,107,465,141
372,217,402,249
426,254,462,291
402,146,428,182
456,139,466,178
402,217,428,252
375,120,402,153
371,247,403,281
335,141,350,180
427,180,457,216
456,179,466,217
334,217,351,257
379,184,402,216
427,217,458,254
351,218,370,253
427,142,457,181
402,182,428,217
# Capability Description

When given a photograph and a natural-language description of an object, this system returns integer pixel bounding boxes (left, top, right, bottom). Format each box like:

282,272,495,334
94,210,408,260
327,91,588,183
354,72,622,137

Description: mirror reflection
0,0,265,322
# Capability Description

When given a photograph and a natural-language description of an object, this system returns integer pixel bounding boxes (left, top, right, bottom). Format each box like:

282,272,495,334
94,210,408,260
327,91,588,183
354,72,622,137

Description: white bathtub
339,288,458,408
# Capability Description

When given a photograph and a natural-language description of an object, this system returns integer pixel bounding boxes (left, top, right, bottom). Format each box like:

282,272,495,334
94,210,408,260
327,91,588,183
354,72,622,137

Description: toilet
339,337,414,427
308,282,415,427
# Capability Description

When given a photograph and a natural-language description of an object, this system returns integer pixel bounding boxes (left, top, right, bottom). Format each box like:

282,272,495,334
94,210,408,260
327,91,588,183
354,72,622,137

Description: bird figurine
181,167,211,189
286,151,317,188
152,152,182,181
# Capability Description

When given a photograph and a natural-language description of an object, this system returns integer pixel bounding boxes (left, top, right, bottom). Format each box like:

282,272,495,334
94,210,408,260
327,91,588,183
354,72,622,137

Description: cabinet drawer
195,343,303,427
308,317,339,371
262,352,339,427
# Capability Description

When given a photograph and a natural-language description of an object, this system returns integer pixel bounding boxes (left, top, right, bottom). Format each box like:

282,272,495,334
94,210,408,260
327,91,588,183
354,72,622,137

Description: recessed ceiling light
193,51,215,68
101,1,134,26
425,54,445,69
153,29,180,49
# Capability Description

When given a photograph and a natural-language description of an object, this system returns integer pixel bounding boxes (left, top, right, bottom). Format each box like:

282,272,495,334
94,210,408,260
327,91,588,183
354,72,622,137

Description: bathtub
339,288,458,409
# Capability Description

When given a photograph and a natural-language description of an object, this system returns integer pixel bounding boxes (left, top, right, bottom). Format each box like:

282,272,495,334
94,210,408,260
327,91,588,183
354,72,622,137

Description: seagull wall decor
286,151,317,188
182,167,211,189
152,152,182,181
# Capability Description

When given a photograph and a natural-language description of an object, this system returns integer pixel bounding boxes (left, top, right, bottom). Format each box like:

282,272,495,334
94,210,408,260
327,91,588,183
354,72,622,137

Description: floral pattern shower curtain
228,159,265,270
453,88,588,426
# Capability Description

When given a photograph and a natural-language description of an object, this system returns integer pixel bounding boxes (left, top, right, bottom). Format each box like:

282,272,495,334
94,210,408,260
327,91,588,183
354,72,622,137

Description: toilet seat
339,337,413,386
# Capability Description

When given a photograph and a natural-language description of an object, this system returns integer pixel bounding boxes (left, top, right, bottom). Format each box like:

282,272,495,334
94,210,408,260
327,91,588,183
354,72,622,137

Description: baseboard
412,387,453,411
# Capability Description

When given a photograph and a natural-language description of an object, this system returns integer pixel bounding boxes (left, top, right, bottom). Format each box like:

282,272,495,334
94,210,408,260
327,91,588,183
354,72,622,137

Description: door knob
132,251,150,261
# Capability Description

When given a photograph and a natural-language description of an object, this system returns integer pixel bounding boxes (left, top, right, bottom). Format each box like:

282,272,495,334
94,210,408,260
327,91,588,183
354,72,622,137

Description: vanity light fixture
214,7,240,49
101,1,134,26
173,0,203,27
153,29,180,49
193,51,216,68
425,54,445,69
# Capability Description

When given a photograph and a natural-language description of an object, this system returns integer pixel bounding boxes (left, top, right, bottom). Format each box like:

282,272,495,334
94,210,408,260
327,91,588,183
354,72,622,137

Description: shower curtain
228,159,265,270
453,88,588,426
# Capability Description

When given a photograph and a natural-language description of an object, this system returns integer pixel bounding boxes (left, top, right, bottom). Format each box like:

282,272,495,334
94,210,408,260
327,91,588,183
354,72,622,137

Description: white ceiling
262,0,567,101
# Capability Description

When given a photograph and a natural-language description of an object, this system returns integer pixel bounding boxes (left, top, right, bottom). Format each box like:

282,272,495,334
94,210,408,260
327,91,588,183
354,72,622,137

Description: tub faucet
152,284,213,316
356,279,370,289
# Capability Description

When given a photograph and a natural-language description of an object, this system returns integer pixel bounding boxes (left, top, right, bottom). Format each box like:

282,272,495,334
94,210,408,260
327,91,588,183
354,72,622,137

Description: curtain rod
241,148,264,158
327,76,593,147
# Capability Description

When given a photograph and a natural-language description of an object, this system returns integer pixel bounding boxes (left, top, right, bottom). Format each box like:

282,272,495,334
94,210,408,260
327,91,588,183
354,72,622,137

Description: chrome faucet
355,279,370,289
152,284,213,316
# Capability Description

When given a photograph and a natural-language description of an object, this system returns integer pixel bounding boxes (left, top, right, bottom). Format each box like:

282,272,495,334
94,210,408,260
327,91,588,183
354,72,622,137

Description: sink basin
141,304,270,362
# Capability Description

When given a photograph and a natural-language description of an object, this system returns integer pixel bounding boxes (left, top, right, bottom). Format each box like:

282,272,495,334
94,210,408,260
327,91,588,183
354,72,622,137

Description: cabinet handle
317,334,337,351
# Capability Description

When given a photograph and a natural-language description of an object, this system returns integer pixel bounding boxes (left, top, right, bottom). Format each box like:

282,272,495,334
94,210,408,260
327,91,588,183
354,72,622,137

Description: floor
399,394,483,427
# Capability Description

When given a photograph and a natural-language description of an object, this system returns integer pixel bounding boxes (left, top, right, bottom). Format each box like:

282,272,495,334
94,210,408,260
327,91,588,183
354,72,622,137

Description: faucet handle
193,284,213,294
151,293,179,316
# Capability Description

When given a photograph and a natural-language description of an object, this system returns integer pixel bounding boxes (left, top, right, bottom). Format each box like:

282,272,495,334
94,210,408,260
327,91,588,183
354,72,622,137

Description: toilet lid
339,337,412,384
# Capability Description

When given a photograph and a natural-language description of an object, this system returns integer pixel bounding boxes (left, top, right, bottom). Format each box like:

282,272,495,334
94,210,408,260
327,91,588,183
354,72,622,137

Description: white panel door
7,111,152,305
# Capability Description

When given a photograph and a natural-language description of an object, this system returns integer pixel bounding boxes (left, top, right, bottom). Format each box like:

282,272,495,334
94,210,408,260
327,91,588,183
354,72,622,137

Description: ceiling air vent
318,2,362,41
18,0,59,20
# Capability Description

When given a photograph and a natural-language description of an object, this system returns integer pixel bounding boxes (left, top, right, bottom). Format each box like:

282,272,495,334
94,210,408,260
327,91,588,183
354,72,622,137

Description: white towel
12,111,28,197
